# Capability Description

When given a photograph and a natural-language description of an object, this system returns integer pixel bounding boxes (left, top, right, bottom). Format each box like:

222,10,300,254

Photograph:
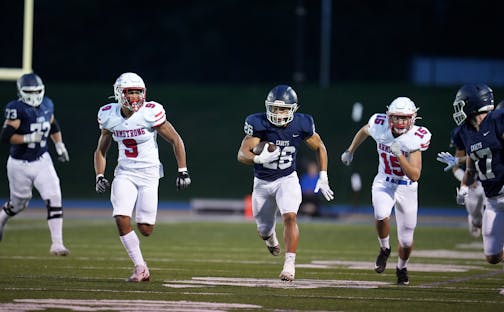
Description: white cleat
279,262,295,282
50,243,70,256
128,264,150,282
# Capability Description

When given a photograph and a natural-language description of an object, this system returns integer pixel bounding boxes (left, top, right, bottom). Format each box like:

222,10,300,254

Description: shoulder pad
142,101,166,127
401,125,431,152
97,103,122,130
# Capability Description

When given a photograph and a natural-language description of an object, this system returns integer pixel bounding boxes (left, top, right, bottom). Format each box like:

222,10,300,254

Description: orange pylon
244,194,253,219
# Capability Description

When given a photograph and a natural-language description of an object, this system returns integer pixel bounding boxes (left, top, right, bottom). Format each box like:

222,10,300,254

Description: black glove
176,170,191,190
95,175,110,193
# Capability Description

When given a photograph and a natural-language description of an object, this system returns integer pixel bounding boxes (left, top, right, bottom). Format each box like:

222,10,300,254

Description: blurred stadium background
1,0,504,212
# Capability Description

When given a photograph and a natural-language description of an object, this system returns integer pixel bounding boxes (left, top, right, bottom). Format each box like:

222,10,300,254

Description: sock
397,257,409,269
285,252,296,264
120,231,145,267
48,218,63,245
378,236,390,250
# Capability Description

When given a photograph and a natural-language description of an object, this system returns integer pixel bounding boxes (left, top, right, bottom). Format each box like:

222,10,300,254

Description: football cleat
374,247,391,273
396,267,410,285
263,233,280,256
267,245,281,256
50,243,70,256
128,264,150,282
279,262,295,282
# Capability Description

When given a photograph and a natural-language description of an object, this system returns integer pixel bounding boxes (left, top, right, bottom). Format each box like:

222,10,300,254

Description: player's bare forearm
397,152,422,181
305,133,328,171
238,136,259,165
94,131,112,175
346,125,369,153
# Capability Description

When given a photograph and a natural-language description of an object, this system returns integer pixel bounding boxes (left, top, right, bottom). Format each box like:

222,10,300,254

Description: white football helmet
386,97,418,135
17,73,45,107
113,72,146,112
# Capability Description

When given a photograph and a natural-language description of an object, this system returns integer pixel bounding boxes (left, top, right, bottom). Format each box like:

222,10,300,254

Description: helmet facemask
119,88,145,112
452,99,467,126
265,100,298,127
113,73,146,112
17,74,45,107
386,97,418,136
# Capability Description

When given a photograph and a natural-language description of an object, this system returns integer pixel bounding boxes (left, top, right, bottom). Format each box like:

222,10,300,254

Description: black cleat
396,267,409,285
374,247,391,273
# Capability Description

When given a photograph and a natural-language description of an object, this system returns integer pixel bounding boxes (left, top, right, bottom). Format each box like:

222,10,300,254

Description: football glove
314,171,334,201
390,140,403,156
253,144,280,164
95,174,110,194
436,152,459,172
55,142,70,162
456,185,468,205
23,132,43,143
341,150,353,166
176,169,191,190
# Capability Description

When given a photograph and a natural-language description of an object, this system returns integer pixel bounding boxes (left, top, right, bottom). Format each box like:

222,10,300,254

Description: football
252,141,277,155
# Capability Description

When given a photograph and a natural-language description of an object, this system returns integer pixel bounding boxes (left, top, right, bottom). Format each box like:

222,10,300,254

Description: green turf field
0,218,503,311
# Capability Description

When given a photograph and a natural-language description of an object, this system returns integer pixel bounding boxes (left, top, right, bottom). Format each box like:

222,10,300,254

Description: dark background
0,1,502,210
1,0,502,84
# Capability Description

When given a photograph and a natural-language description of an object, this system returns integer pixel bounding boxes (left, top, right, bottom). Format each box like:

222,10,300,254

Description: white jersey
97,101,167,169
367,113,431,182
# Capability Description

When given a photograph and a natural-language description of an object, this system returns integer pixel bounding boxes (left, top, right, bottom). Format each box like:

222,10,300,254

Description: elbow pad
0,125,16,144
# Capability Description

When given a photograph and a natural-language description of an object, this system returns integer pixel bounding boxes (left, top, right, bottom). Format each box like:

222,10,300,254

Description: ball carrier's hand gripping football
253,142,280,164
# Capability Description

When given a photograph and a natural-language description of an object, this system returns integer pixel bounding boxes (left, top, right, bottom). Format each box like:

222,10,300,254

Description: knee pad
398,226,415,248
3,200,27,216
46,200,63,220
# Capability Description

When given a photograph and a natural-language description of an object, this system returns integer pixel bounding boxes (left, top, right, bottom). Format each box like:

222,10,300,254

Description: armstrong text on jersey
113,128,146,138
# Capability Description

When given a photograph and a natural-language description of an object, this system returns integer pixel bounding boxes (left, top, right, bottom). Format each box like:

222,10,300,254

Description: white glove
456,185,469,205
23,132,43,143
314,171,334,201
390,140,402,156
55,142,70,162
341,150,353,166
253,144,280,164
436,152,459,172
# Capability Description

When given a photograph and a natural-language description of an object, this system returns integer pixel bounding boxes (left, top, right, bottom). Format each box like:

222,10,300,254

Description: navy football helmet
265,84,299,126
17,73,45,107
453,83,494,125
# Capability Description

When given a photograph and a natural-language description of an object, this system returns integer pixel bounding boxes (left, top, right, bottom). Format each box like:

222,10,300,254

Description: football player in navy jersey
0,73,70,256
237,84,334,281
452,83,504,265
437,126,485,238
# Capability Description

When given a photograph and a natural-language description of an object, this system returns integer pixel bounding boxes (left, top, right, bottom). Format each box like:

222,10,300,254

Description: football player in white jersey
341,97,431,285
93,72,191,282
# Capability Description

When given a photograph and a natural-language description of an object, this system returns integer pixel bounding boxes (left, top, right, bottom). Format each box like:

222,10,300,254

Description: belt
386,177,412,185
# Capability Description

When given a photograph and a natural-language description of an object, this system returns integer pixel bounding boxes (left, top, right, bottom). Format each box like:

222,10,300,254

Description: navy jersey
450,126,467,170
244,112,315,181
458,110,504,197
3,97,54,161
